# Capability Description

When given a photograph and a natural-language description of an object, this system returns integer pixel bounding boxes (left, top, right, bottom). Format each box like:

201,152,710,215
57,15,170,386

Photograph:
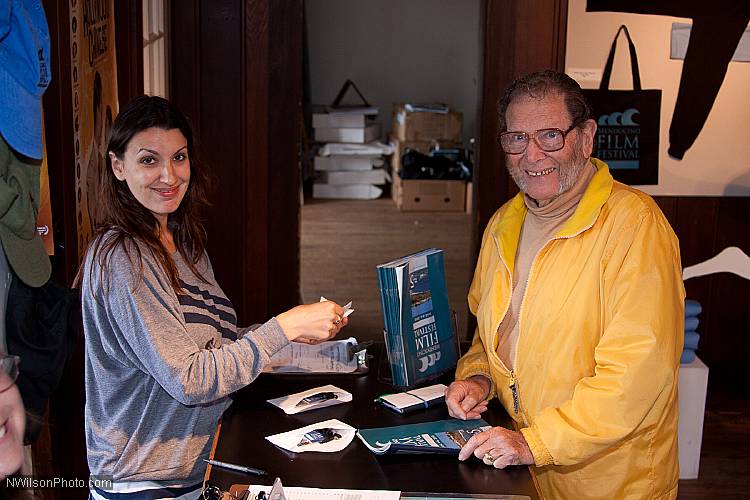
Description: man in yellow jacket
446,70,684,499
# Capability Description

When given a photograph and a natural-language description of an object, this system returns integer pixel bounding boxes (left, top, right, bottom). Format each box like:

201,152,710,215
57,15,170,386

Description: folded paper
264,337,361,374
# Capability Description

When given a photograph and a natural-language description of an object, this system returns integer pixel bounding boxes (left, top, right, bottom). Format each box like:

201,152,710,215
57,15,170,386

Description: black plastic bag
399,150,471,181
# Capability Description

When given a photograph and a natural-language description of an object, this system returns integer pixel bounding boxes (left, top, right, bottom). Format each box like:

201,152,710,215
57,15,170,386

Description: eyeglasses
0,354,20,393
497,120,582,155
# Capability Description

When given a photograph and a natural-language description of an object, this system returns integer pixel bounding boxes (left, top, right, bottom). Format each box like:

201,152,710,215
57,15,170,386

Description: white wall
565,0,750,196
305,0,482,145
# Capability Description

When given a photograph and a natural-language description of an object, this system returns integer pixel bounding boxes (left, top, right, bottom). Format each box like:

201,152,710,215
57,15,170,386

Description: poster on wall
69,0,118,260
566,0,750,196
38,119,54,255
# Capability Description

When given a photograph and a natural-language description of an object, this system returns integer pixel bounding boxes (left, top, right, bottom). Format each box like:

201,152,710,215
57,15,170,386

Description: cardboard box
392,174,466,212
389,136,462,173
392,104,462,142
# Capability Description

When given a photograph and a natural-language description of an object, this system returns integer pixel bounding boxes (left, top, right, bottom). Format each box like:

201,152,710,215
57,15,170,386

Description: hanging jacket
5,268,78,443
456,159,684,499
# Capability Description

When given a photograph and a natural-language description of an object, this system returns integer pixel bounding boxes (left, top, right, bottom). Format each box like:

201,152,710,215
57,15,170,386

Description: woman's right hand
276,300,348,344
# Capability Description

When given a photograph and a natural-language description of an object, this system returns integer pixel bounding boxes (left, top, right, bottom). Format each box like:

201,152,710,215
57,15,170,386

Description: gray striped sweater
82,234,288,486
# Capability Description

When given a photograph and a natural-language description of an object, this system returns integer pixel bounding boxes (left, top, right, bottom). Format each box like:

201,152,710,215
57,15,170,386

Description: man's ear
579,118,597,158
110,152,126,181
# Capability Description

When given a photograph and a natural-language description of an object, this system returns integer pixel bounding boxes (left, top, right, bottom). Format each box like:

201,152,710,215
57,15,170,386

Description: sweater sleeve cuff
520,426,554,466
460,371,496,400
246,317,289,358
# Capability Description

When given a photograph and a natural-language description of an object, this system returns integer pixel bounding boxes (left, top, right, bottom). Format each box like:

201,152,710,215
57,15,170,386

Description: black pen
203,459,268,476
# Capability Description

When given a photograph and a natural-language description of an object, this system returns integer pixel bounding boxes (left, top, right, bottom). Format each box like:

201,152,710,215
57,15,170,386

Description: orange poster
69,0,118,260
37,119,53,255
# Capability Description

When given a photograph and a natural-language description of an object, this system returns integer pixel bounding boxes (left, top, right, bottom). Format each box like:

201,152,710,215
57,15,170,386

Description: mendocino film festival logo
594,108,640,170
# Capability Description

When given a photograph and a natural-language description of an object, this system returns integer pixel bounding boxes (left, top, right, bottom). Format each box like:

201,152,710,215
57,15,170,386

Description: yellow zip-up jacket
456,159,684,500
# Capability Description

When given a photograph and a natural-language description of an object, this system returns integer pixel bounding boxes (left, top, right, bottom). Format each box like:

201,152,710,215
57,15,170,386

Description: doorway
164,0,568,327
300,1,483,341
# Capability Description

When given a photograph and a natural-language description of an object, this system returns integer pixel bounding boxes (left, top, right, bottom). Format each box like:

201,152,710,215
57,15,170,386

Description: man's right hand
445,375,492,420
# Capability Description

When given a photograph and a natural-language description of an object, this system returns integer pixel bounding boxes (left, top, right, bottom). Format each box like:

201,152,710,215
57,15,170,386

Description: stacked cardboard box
392,104,462,143
312,107,386,199
390,104,468,212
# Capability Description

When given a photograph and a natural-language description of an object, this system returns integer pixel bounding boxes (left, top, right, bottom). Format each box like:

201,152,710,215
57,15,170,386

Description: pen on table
203,459,268,476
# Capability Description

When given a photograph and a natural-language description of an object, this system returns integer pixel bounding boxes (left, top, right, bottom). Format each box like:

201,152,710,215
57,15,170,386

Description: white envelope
267,384,352,415
265,418,356,453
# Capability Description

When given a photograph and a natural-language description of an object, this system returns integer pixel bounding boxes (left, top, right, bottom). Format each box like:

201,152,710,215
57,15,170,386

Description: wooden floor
301,197,750,499
301,197,474,342
678,366,750,499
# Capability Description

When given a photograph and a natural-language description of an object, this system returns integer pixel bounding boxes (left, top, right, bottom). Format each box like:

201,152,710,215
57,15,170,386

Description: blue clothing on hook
0,0,51,159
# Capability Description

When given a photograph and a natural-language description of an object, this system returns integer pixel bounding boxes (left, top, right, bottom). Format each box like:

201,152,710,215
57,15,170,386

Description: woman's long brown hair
78,95,211,294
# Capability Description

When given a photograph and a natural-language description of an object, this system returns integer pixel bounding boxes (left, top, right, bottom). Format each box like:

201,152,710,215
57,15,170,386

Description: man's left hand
458,426,534,468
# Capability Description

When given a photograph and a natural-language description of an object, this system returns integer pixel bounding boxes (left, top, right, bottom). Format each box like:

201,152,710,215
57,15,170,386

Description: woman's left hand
457,426,534,468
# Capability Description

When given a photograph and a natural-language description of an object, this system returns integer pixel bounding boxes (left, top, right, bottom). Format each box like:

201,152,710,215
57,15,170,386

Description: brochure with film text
376,249,457,388
357,418,490,455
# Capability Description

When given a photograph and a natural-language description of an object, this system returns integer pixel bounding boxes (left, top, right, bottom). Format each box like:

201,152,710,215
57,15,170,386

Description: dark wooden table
207,344,539,498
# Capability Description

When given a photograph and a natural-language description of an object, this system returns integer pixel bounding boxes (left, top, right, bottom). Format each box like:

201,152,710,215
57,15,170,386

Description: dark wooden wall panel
114,0,143,105
670,198,719,363
652,197,749,367
170,3,201,130
698,197,749,365
243,0,303,320
198,0,246,317
170,0,302,325
266,1,303,308
475,0,568,243
653,196,677,222
243,0,271,320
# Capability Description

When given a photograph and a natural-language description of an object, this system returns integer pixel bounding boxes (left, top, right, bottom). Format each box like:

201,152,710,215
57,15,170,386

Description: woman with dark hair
81,95,348,499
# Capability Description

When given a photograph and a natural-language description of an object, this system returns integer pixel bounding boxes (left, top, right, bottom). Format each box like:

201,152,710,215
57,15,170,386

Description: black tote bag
584,25,661,185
